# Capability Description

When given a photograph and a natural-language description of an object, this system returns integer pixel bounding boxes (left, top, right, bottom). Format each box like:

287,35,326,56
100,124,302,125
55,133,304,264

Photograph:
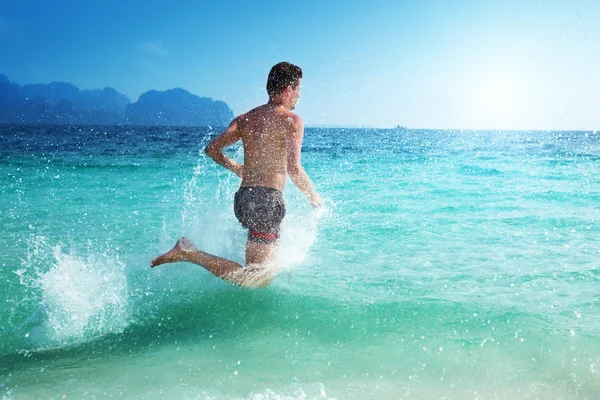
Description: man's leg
240,239,279,287
151,237,243,277
150,237,279,287
245,239,277,265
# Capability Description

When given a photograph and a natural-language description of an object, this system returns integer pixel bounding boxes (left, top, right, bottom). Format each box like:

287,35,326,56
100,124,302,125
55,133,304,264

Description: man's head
267,62,303,100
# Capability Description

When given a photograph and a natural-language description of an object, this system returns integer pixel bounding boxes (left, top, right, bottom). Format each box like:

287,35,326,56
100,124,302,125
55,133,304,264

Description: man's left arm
205,118,243,178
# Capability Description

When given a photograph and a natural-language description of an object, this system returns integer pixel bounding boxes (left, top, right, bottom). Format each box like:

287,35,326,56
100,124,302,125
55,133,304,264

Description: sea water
0,125,599,399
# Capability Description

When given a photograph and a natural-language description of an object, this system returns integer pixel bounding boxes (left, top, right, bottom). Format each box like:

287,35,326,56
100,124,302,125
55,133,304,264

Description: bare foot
150,237,198,268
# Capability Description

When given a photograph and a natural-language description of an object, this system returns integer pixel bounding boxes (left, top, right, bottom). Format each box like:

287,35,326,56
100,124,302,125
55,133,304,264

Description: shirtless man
151,62,322,287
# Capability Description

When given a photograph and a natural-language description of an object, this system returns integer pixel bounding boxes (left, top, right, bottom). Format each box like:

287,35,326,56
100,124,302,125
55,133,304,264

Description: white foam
248,382,334,400
18,236,131,345
278,200,327,271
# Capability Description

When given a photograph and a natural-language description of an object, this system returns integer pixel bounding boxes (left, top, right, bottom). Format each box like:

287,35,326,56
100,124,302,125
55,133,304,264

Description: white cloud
138,58,161,74
137,40,169,57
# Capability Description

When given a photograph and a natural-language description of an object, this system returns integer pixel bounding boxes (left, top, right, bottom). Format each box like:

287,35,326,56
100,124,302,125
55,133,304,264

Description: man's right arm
205,117,243,178
285,116,322,207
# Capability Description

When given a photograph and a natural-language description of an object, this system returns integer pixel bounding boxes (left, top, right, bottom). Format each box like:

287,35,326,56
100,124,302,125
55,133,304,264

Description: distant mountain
125,88,233,127
0,74,233,127
0,74,24,122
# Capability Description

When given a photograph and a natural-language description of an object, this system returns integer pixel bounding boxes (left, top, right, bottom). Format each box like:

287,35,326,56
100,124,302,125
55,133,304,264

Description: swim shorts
234,186,286,244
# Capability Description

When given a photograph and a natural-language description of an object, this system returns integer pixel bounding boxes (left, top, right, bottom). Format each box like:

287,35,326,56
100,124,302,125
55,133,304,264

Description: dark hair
266,62,303,97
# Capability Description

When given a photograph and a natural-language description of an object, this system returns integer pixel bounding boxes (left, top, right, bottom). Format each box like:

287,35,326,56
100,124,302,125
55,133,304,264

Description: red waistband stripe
249,231,279,240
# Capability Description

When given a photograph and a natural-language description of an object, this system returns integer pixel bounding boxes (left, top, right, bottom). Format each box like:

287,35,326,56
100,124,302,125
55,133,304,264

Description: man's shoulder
277,109,303,126
237,104,265,120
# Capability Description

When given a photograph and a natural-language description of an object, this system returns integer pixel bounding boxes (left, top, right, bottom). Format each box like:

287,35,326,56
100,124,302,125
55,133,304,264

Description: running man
151,62,322,287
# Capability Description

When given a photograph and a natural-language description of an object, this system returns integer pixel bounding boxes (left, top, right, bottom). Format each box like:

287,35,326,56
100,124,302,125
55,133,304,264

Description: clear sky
1,0,599,130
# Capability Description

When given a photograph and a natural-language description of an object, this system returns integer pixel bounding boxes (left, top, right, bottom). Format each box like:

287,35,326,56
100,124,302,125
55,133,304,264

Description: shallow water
1,125,599,399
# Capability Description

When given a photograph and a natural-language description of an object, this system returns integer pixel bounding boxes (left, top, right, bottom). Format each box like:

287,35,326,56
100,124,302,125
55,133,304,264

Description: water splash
278,200,327,271
17,236,131,346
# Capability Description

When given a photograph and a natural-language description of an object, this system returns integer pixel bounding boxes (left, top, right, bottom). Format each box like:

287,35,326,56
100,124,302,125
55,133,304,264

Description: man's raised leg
151,237,243,277
150,237,279,287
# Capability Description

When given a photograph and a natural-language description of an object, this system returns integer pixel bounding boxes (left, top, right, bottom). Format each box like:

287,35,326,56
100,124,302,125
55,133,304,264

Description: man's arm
205,118,243,178
285,116,322,207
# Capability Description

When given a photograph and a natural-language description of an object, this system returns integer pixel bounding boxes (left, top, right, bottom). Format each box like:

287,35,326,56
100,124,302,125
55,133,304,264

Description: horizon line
1,122,597,133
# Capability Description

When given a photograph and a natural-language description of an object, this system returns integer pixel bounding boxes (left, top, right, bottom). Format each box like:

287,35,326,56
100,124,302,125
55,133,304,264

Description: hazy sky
1,0,599,130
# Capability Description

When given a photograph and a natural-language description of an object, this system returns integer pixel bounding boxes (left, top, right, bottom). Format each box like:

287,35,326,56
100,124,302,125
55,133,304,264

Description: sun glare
473,75,526,129
482,79,514,112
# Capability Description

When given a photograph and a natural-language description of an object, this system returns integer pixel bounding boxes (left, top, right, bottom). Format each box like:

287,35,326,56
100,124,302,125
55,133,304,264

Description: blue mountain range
0,74,234,127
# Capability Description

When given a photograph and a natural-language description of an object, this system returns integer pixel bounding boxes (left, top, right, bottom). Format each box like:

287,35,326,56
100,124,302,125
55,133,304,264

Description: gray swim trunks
234,186,286,244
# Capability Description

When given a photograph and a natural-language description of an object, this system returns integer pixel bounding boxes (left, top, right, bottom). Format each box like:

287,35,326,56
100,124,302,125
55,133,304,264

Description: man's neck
268,97,289,110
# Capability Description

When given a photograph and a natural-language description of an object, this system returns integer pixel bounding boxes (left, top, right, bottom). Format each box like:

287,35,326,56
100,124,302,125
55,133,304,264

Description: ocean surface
0,125,599,399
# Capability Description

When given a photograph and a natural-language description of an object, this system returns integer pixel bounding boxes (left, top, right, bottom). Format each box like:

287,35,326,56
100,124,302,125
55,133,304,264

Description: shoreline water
1,125,599,399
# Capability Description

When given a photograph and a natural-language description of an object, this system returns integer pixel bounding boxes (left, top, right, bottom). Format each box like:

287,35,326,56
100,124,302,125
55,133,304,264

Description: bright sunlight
472,74,527,129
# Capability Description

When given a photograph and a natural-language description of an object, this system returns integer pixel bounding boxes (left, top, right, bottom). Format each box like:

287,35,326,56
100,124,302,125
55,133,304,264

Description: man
151,62,322,287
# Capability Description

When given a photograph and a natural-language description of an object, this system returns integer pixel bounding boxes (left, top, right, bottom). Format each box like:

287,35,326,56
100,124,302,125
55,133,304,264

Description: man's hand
309,193,323,208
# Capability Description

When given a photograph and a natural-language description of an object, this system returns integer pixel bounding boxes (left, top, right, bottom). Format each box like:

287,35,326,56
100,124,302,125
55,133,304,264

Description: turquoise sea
1,125,599,399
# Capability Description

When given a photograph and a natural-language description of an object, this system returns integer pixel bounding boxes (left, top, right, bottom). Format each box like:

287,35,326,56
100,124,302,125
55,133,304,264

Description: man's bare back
236,104,298,191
